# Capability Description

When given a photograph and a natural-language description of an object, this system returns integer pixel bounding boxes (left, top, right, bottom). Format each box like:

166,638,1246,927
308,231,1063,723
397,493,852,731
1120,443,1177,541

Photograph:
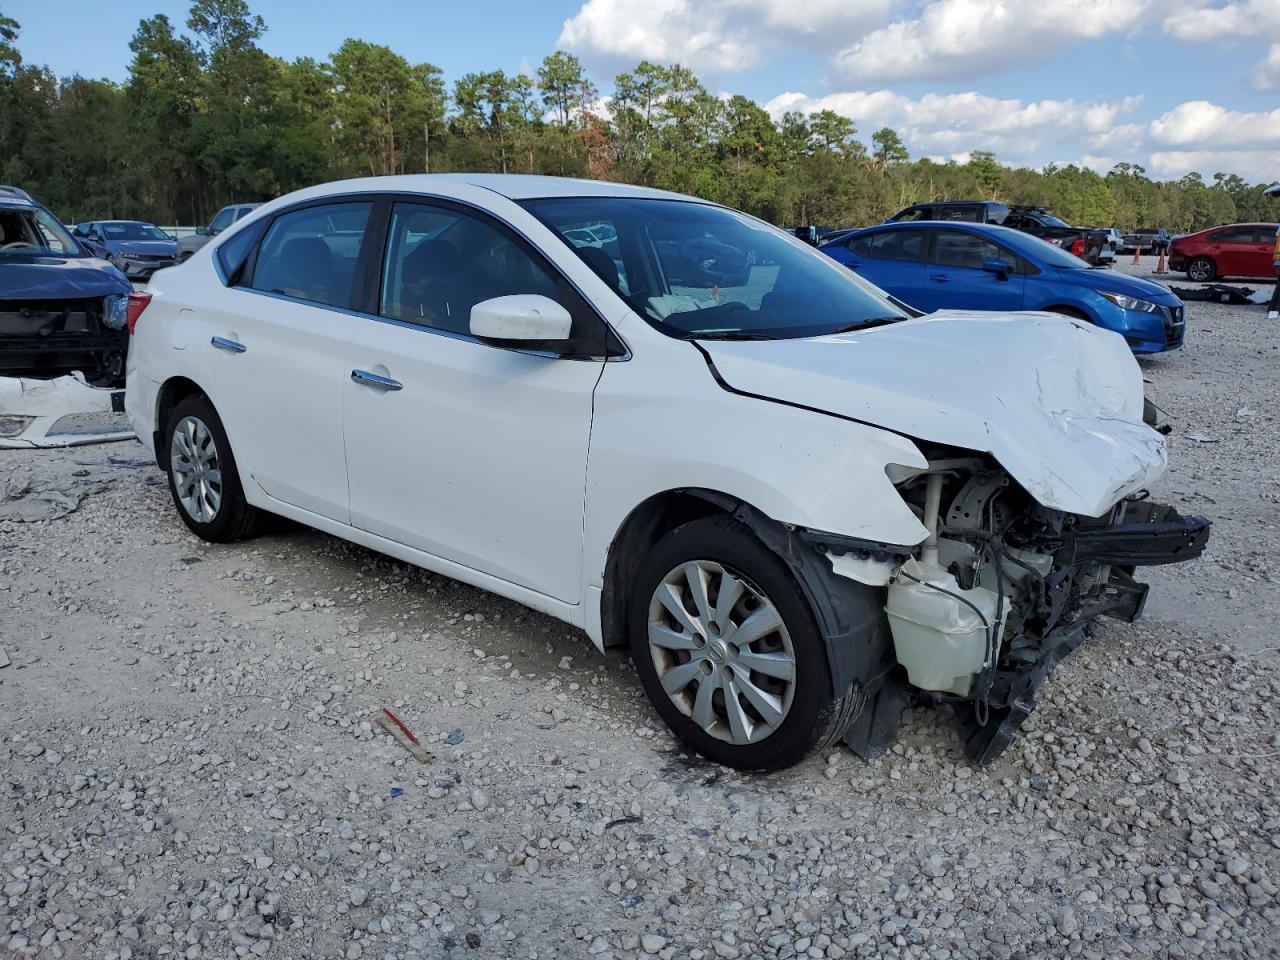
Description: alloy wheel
170,415,222,523
1188,258,1214,282
646,560,796,745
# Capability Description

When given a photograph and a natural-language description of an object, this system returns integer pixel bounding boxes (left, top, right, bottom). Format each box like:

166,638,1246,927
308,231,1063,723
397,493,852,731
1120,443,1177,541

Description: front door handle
211,336,246,353
929,273,951,283
351,369,403,391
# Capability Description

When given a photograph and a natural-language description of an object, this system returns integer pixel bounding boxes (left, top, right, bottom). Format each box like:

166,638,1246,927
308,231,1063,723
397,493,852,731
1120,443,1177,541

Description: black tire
1187,257,1216,283
163,393,260,543
628,515,863,770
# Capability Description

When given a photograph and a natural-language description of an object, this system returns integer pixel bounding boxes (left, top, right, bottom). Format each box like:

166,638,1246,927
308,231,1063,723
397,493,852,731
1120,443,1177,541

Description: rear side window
848,229,926,262
215,219,265,284
1209,226,1255,244
251,202,372,309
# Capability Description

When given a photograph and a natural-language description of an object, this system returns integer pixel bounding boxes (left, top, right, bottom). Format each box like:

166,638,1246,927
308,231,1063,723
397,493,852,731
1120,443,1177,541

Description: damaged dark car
1,186,132,387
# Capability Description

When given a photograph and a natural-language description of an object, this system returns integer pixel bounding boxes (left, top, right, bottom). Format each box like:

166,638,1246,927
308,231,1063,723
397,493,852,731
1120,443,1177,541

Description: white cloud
1162,2,1280,88
1258,42,1280,90
1148,149,1280,182
1162,0,1280,42
764,89,1144,159
557,0,897,72
834,0,1169,82
1148,101,1280,148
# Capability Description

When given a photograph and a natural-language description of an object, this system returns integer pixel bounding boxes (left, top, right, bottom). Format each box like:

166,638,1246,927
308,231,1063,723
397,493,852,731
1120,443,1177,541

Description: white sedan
125,175,1209,769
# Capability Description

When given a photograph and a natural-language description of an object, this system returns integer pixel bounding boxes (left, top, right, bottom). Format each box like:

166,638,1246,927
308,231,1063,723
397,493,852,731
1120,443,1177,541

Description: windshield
101,222,169,241
521,197,909,339
0,204,81,256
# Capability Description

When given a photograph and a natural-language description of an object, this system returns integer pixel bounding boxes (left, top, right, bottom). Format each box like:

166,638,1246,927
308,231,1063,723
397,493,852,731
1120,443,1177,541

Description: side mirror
982,258,1012,278
195,225,210,236
470,294,572,346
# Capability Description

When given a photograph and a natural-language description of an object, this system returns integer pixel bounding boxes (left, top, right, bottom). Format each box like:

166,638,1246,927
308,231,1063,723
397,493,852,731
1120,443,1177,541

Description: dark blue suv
820,221,1185,353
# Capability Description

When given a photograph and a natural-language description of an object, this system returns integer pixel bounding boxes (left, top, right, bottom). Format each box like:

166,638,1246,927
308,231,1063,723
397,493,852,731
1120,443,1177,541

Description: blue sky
9,0,1280,182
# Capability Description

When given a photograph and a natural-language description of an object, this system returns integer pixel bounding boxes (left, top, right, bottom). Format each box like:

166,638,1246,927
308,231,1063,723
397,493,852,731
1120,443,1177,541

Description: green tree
871,127,908,168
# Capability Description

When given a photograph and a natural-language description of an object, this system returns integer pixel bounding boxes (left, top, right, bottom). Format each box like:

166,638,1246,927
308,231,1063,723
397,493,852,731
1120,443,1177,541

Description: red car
1170,223,1279,282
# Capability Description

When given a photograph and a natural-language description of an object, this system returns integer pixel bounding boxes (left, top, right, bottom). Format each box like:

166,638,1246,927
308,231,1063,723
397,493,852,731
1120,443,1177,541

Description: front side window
251,202,372,308
209,207,237,235
379,201,565,337
848,229,926,262
523,197,909,340
0,204,80,256
931,230,1005,269
892,206,929,223
935,206,981,223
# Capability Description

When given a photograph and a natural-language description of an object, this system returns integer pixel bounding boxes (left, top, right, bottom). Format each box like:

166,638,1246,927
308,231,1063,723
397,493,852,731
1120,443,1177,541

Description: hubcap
1190,260,1211,281
170,415,222,523
647,560,796,745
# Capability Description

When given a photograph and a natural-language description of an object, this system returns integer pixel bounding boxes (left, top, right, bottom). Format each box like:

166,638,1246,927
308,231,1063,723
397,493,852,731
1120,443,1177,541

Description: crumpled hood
0,255,131,299
700,310,1167,518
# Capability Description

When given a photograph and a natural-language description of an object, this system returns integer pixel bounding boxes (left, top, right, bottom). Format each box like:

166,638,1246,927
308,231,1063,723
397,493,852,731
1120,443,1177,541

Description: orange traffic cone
1132,244,1142,266
1156,247,1167,274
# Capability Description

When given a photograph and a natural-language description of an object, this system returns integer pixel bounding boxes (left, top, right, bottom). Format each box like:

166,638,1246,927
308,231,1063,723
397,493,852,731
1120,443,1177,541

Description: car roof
276,174,696,205
863,220,1022,236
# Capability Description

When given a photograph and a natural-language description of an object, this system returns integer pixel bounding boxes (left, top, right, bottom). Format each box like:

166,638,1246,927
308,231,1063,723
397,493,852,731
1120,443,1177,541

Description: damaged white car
125,175,1210,769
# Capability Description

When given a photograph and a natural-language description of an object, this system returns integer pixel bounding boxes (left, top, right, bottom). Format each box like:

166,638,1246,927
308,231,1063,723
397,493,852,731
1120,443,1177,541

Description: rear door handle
211,336,246,353
351,369,403,391
929,274,951,283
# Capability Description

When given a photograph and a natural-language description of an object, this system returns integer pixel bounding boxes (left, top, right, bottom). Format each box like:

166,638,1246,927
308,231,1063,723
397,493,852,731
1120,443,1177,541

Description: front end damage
812,454,1210,764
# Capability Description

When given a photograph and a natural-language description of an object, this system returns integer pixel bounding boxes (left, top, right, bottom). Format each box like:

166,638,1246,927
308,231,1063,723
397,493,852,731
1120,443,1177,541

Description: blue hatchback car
819,222,1185,353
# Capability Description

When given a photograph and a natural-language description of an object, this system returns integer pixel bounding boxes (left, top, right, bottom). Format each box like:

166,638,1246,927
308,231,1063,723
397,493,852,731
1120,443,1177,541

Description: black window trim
218,190,627,361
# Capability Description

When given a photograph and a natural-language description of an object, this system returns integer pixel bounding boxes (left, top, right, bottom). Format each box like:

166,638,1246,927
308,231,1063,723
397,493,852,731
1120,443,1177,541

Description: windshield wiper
683,331,778,341
827,316,905,333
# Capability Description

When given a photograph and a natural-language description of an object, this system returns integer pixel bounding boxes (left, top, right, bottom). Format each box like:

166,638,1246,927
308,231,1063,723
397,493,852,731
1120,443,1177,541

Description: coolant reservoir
885,558,1004,696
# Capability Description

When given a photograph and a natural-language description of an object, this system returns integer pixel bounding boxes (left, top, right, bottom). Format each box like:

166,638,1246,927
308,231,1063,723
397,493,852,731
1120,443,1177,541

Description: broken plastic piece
375,708,433,763
0,373,132,448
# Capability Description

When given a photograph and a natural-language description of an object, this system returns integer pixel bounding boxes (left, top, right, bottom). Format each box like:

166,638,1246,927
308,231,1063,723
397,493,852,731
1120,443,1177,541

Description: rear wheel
163,394,260,542
1187,257,1216,282
628,516,864,770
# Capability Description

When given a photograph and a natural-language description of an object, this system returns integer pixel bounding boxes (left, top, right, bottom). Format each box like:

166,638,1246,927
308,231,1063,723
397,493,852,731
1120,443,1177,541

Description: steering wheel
0,241,35,250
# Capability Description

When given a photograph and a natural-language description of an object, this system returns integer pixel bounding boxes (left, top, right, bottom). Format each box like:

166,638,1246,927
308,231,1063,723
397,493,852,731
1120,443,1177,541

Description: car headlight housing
1100,291,1161,313
104,294,129,330
120,252,145,261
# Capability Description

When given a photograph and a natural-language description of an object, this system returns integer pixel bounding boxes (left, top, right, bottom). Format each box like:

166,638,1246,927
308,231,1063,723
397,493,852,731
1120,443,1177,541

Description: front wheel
628,516,864,770
1186,257,1216,282
164,394,260,542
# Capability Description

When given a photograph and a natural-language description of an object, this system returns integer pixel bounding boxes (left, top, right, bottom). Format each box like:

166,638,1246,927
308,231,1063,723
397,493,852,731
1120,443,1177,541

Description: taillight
126,292,152,335
1070,238,1086,257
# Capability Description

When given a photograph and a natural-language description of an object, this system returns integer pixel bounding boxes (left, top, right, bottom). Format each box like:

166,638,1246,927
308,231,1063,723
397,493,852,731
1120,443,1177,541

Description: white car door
203,200,374,522
342,199,612,603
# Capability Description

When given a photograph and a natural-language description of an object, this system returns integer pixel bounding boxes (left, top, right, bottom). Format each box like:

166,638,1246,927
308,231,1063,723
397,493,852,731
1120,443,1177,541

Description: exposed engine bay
0,296,129,386
827,452,1210,764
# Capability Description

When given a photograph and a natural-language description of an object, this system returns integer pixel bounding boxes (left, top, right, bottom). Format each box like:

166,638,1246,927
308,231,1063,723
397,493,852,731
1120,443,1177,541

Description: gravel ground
2,262,1278,959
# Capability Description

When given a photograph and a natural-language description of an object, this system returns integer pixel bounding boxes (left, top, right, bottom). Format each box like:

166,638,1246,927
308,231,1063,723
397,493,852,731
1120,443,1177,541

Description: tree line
2,1,1277,231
